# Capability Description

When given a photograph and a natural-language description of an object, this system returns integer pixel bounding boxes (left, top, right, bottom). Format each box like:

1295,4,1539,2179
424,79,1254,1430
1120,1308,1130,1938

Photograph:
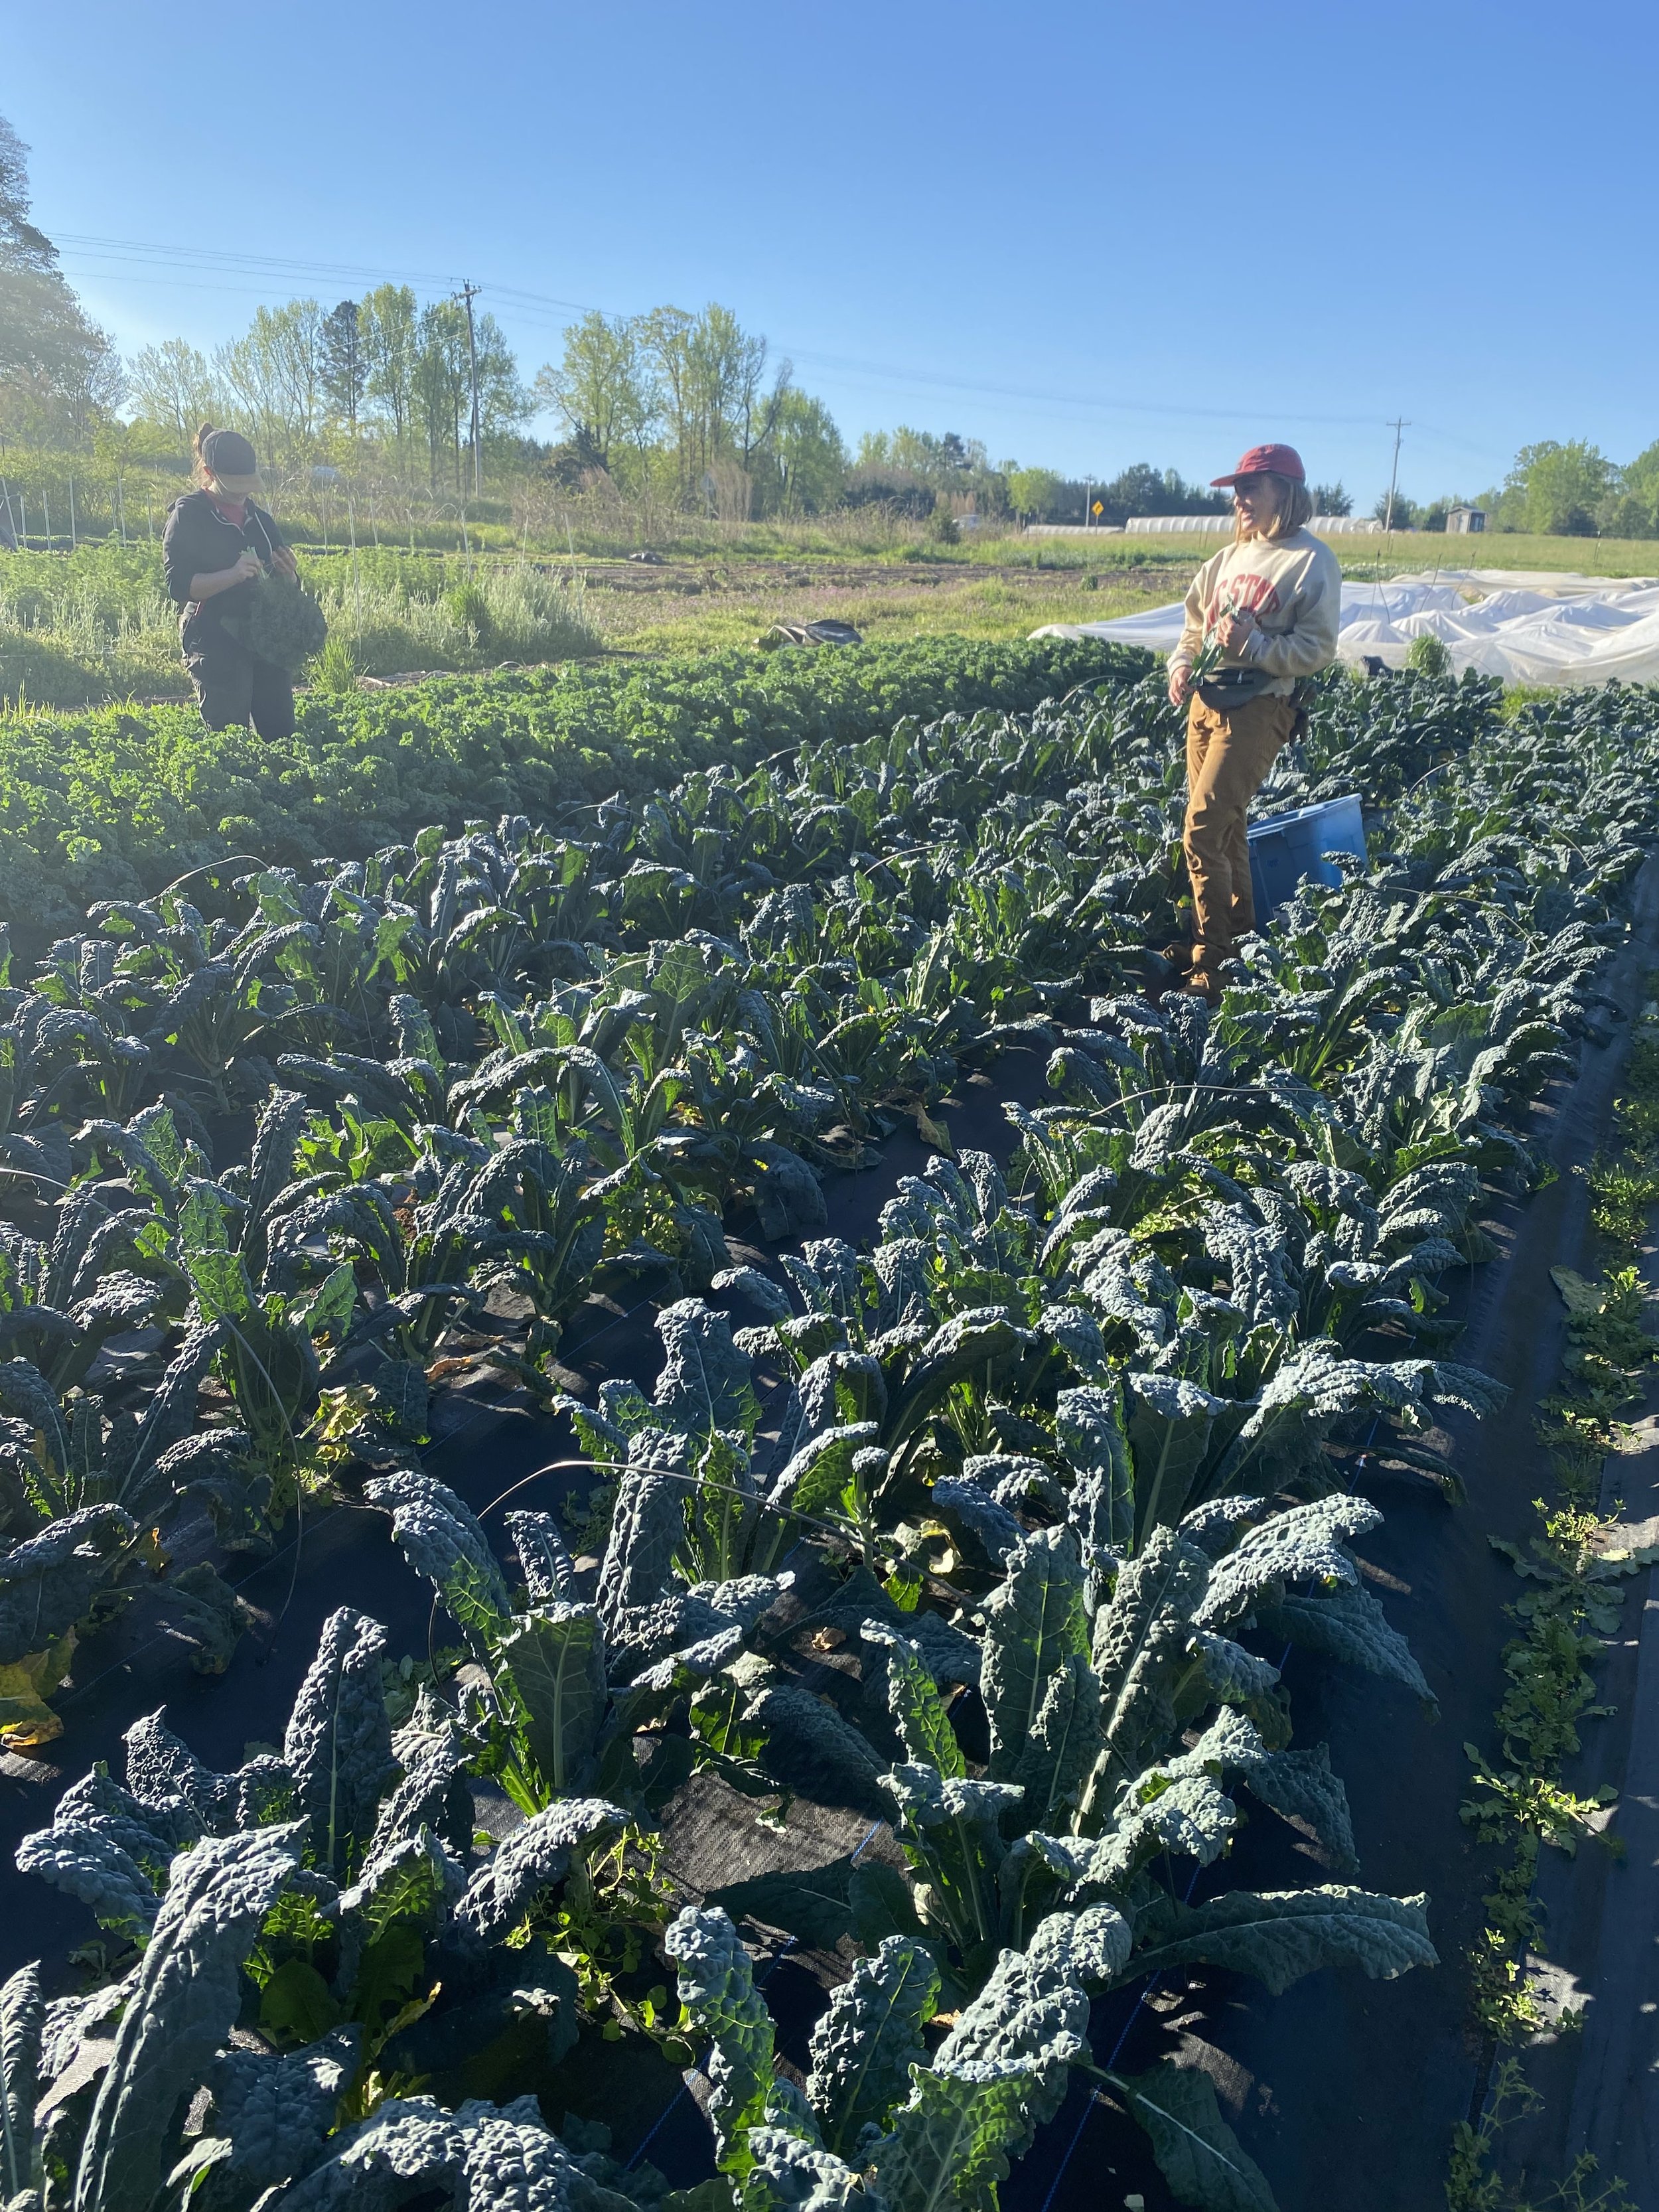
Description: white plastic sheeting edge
1033,567,1659,686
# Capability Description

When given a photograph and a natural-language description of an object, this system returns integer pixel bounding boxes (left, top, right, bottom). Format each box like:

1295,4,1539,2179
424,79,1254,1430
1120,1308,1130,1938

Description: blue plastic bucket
1246,793,1367,918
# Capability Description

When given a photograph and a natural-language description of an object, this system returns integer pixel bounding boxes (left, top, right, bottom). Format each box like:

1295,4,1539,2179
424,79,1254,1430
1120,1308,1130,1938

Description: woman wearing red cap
1165,444,1341,999
163,425,300,737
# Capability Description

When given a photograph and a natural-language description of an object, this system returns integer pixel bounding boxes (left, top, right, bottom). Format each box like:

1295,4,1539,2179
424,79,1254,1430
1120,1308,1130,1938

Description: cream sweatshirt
1170,526,1343,697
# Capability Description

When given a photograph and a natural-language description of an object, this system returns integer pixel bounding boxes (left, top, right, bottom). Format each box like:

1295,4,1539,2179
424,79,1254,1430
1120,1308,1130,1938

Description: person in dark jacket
163,425,300,737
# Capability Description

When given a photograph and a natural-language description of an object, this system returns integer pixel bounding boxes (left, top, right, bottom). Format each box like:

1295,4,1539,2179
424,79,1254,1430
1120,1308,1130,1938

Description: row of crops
0,657,1648,2212
0,634,1144,950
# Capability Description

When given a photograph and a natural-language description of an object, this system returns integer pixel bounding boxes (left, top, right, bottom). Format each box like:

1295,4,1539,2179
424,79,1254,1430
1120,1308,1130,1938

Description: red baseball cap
1210,443,1306,487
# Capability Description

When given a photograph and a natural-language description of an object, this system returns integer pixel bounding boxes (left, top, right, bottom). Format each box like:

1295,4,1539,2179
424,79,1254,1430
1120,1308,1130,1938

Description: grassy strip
1445,994,1659,2209
0,538,1179,706
0,555,607,708
1108,532,1659,580
18,522,1659,717
586,566,1171,656
0,632,1146,950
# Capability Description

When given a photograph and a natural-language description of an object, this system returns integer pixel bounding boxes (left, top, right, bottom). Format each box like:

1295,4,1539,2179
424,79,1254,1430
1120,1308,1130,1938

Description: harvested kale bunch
224,566,329,671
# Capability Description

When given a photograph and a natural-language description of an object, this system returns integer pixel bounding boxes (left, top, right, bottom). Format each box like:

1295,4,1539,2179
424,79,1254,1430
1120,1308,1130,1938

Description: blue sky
5,0,1653,508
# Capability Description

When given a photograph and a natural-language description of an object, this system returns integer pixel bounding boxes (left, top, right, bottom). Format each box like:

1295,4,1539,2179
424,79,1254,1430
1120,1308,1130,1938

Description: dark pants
183,627,295,739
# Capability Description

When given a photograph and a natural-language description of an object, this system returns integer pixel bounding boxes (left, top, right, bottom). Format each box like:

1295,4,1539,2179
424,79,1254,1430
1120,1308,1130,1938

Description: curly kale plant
222,567,329,674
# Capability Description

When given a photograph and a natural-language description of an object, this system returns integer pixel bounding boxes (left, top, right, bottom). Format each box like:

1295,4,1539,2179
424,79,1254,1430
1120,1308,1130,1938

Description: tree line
1370,444,1659,537
7,113,1659,539
1480,441,1659,538
128,290,524,496
0,112,1352,531
0,117,122,449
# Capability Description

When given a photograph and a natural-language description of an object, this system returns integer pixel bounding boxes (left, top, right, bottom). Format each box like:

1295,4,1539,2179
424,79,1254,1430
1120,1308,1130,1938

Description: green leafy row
0,666,1549,1726
0,635,1146,948
3,662,1657,2212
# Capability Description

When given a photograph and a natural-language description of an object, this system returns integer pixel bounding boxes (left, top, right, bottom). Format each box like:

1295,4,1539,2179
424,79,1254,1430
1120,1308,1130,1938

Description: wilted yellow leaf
0,1629,76,1746
916,1106,954,1157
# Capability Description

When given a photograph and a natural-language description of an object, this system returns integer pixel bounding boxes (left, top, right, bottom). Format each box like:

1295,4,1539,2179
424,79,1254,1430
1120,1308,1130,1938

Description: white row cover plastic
1032,567,1659,686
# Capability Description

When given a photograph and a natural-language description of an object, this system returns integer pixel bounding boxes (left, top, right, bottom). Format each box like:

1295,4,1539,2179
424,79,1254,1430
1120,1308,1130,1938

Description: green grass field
1110,528,1659,579
3,524,1657,713
573,528,1659,655
0,537,1178,705
583,557,1168,655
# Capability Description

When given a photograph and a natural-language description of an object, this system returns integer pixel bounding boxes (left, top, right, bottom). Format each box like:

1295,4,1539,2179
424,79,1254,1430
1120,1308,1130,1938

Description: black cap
201,427,257,478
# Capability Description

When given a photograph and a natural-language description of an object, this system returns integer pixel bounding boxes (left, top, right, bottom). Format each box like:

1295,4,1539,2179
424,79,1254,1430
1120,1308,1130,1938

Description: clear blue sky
6,0,1652,509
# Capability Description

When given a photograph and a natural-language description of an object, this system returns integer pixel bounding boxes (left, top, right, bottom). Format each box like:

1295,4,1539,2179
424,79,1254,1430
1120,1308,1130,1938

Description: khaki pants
1183,692,1297,968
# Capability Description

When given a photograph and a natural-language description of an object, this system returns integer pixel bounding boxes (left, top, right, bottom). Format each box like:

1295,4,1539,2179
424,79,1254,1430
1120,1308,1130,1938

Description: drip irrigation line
1038,1854,1210,2212
466,1452,849,1549
624,1935,802,2174
563,1293,654,1352
416,1436,866,1680
156,855,273,899
622,2061,705,2174
1037,2089,1104,2212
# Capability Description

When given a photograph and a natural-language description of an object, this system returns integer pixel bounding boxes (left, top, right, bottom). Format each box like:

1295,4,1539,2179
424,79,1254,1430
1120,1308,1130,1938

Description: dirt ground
572,555,1181,654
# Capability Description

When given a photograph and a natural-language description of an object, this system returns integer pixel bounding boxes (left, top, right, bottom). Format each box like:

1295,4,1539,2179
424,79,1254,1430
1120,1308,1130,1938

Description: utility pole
458,281,482,500
1382,417,1409,534
1083,476,1092,531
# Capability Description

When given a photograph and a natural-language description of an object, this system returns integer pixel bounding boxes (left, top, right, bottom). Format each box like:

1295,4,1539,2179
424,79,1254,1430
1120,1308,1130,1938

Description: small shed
1447,507,1487,534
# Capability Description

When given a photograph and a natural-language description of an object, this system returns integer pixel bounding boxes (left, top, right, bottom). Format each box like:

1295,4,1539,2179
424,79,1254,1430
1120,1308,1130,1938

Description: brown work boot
1159,940,1196,972
1181,968,1223,1007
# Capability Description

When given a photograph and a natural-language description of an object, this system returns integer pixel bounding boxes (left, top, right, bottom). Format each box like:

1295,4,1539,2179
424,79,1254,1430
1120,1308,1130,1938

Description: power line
56,247,1392,428
55,230,1381,423
53,231,598,316
55,230,486,294
49,228,1507,469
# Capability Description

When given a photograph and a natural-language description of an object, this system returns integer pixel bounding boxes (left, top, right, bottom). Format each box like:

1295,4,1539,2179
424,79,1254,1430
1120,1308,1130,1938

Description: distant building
1447,507,1487,534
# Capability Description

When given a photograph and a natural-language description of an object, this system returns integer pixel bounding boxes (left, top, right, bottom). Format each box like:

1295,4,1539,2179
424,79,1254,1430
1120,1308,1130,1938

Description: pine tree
319,298,366,438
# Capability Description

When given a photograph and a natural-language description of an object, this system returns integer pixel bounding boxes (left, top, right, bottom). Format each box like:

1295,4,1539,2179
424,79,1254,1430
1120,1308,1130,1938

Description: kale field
0,634,1132,944
0,642,1654,2212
